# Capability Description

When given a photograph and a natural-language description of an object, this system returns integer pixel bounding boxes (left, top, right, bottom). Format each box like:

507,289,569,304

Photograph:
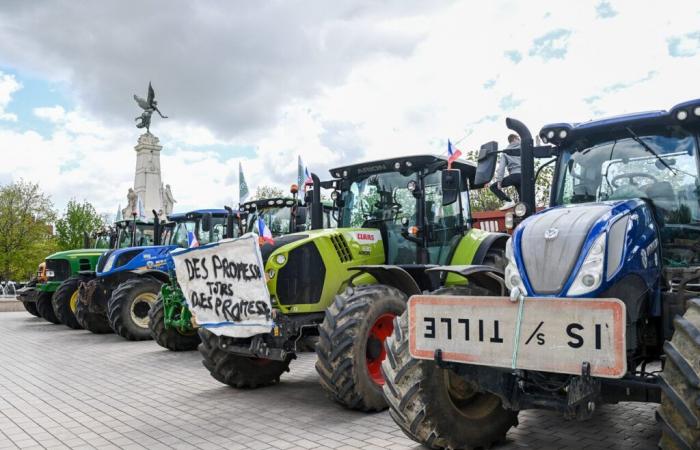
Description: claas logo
356,233,375,241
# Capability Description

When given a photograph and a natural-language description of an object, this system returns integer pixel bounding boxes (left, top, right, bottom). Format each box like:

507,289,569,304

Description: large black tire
658,298,700,449
149,296,200,351
36,291,60,324
22,300,40,317
108,277,161,341
315,284,407,412
198,328,291,388
382,286,519,449
75,280,114,334
52,277,83,330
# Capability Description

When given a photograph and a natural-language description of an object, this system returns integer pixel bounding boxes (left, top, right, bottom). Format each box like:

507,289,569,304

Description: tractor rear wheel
382,286,518,449
108,277,161,341
658,298,700,449
198,329,291,388
75,279,114,334
36,291,60,324
22,300,40,317
52,277,83,329
315,284,407,412
149,296,200,351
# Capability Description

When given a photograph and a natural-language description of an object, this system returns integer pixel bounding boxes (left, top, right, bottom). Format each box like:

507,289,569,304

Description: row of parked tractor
16,100,700,449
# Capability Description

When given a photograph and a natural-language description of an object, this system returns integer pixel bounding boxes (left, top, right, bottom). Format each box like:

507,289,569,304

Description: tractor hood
46,248,108,261
97,245,178,275
510,199,659,297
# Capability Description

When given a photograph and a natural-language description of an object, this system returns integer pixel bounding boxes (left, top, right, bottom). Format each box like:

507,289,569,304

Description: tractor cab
240,198,306,236
329,154,483,267
163,209,235,247
113,219,157,248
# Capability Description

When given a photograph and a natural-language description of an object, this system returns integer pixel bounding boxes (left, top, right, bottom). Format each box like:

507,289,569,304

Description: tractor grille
79,258,92,271
276,242,325,306
45,259,71,282
330,234,352,263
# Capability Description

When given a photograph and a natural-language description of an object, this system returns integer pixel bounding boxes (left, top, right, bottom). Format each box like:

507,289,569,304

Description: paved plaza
0,309,660,449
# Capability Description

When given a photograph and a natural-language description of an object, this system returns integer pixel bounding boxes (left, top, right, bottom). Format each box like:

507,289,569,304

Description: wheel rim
69,290,79,314
444,369,501,419
366,313,396,386
130,292,157,329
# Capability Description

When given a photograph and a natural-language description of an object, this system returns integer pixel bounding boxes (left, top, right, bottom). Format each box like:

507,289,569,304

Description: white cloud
0,71,20,121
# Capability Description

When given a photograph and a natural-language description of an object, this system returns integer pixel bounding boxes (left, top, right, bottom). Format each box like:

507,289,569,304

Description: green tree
54,199,105,251
0,181,57,281
252,185,286,200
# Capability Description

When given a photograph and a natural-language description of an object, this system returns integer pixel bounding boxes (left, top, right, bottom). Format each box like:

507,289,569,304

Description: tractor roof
540,98,700,146
241,198,299,211
167,209,230,221
115,219,153,227
330,154,477,184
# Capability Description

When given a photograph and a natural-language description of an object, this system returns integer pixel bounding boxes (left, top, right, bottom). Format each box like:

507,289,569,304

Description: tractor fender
130,269,170,284
348,265,424,297
426,265,506,295
471,232,509,265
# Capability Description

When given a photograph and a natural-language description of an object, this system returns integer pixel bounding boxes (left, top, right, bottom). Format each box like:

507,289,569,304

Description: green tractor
198,154,508,411
151,190,319,351
27,219,156,327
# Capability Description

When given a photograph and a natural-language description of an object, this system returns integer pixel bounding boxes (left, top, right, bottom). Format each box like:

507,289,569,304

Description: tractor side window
172,222,196,248
201,217,226,245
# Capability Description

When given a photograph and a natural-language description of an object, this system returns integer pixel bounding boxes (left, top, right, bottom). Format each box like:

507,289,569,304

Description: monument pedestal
134,133,165,219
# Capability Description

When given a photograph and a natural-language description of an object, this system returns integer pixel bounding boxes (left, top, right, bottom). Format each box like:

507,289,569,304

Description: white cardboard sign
171,233,274,338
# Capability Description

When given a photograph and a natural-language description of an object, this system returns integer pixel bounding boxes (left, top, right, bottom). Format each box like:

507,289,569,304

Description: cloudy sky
1,0,699,216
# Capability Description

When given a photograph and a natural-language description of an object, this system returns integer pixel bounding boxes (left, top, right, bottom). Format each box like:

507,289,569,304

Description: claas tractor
27,219,155,327
152,190,315,351
197,154,509,412
382,99,700,449
77,209,238,340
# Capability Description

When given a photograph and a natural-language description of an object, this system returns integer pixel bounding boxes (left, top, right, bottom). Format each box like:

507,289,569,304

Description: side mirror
441,169,461,206
295,206,308,229
201,213,212,233
474,141,499,187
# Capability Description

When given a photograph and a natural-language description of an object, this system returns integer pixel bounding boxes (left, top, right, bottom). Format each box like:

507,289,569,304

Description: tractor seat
645,181,677,211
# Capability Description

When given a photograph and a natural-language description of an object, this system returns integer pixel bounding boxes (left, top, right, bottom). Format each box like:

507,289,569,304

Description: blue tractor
76,208,237,340
382,100,700,449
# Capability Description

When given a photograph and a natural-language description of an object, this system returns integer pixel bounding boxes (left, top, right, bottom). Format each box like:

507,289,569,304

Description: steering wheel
611,172,657,188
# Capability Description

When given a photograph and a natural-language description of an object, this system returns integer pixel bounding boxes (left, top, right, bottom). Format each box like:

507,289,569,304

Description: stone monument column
133,133,165,218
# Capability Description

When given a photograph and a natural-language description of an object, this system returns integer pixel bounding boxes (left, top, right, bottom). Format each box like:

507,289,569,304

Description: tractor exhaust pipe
506,117,536,217
310,173,322,230
152,209,161,245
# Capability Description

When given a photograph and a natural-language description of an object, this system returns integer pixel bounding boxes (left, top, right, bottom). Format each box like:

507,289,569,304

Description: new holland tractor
198,155,509,412
77,209,237,341
382,100,700,449
27,219,155,327
151,190,315,351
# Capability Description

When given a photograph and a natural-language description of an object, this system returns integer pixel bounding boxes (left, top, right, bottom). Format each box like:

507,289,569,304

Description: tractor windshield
93,233,112,249
246,207,293,236
168,217,226,248
116,222,156,248
556,127,700,265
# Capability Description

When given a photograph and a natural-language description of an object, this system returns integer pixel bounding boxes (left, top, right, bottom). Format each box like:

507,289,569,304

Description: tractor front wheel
52,277,83,329
36,291,60,324
149,296,200,351
315,284,407,412
658,298,700,449
198,329,291,388
22,300,40,317
108,277,161,341
382,286,518,449
75,282,113,334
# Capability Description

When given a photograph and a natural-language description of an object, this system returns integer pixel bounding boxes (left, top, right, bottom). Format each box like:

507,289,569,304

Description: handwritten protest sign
171,234,274,338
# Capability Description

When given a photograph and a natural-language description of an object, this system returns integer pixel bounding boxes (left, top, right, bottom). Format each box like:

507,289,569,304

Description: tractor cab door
424,170,465,264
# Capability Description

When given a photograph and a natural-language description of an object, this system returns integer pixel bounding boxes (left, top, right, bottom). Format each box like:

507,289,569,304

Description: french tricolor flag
447,139,462,169
257,217,274,245
187,231,200,248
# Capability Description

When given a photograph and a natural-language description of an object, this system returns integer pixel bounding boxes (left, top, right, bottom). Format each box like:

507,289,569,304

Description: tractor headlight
505,212,514,230
567,233,606,296
676,110,689,121
275,254,286,265
694,106,700,117
102,254,117,273
504,238,525,294
514,202,527,217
